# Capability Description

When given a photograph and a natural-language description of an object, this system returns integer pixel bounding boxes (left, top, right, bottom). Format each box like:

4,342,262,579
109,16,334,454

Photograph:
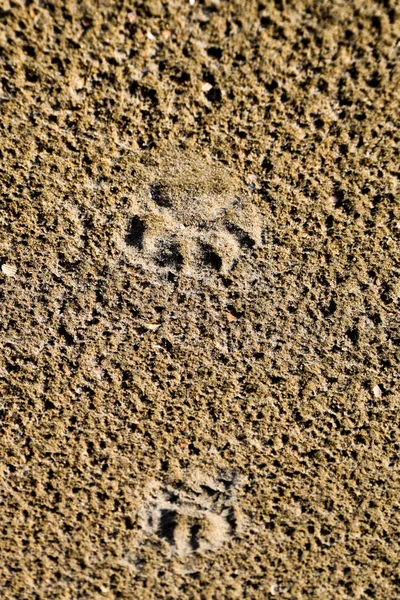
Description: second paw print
133,470,246,559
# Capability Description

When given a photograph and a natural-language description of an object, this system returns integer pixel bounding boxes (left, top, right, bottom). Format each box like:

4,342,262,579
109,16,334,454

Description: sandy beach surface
0,1,399,598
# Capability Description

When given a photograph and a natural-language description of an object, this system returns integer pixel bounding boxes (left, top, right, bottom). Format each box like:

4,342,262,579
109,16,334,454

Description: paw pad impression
133,470,246,559
121,150,262,276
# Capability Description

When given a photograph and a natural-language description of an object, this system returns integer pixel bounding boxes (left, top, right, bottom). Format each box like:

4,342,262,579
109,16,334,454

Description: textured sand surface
0,1,399,598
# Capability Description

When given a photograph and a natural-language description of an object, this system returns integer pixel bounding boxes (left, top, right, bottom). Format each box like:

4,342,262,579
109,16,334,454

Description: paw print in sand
131,470,246,559
122,150,262,276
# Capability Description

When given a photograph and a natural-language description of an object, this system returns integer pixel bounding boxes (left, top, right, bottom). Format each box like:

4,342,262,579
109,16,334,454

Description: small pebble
145,323,161,331
1,264,17,277
329,195,340,207
372,384,382,398
270,583,278,595
201,82,213,93
246,174,257,185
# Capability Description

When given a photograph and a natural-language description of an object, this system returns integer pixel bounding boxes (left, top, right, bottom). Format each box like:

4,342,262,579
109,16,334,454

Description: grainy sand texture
0,1,399,598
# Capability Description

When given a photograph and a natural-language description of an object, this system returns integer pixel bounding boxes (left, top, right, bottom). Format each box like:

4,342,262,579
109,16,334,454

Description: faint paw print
132,470,246,559
122,151,262,275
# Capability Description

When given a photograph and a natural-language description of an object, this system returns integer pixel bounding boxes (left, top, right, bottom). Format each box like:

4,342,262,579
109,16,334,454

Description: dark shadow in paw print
150,182,172,208
125,216,146,250
189,523,202,551
201,244,223,271
155,241,184,270
159,509,178,543
225,222,257,249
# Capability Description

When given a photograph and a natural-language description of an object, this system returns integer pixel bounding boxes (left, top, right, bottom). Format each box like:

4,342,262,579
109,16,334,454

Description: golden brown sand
0,1,399,598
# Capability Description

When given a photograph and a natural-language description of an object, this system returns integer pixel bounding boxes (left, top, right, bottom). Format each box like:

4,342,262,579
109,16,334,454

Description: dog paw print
133,471,246,558
121,151,262,275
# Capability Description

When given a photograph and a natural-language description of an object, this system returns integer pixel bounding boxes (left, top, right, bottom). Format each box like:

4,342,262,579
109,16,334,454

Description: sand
0,0,399,598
